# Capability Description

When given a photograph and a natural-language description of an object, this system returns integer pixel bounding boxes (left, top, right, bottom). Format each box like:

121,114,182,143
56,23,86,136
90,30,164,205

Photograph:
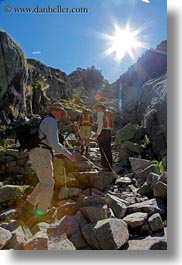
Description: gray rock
81,223,101,249
160,171,167,184
120,141,141,155
69,231,88,249
6,225,32,250
128,226,167,250
129,157,154,172
142,75,167,158
23,230,48,250
71,171,115,191
64,158,94,173
105,194,127,218
135,164,160,187
148,213,163,232
123,212,148,228
56,200,79,219
127,198,166,215
154,181,167,200
82,218,129,250
138,182,153,196
115,123,138,142
74,210,88,230
147,172,161,190
49,216,79,238
115,176,132,185
48,233,76,250
54,159,80,188
0,209,18,221
0,31,28,118
0,185,30,203
0,227,12,249
80,205,108,223
58,187,82,200
128,237,167,250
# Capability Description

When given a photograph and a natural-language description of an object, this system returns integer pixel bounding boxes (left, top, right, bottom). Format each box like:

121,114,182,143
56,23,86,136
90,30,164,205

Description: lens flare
36,209,44,216
99,22,148,63
95,93,102,101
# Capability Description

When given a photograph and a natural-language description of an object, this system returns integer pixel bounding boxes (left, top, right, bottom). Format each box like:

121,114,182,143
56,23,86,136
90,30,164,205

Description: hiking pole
100,147,119,179
81,154,102,171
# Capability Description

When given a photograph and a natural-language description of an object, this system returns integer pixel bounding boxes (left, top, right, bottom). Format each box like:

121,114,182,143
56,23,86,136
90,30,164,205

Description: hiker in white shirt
94,103,113,172
19,103,76,222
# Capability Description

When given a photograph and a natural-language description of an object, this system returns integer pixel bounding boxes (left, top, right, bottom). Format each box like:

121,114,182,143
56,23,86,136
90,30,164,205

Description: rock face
0,31,28,121
27,59,71,114
0,32,167,160
142,75,167,158
111,41,167,159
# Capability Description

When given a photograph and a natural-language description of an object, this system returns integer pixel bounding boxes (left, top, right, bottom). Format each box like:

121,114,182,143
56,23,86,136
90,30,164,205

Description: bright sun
102,24,146,62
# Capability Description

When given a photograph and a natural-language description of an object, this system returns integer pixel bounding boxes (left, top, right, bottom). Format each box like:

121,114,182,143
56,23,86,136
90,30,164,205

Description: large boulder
27,59,71,114
0,31,28,120
80,205,108,223
129,157,155,172
141,74,167,159
81,218,129,250
70,171,115,191
115,123,138,143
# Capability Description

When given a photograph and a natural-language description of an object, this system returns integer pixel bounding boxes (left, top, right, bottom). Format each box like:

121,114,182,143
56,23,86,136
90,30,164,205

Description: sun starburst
101,23,148,62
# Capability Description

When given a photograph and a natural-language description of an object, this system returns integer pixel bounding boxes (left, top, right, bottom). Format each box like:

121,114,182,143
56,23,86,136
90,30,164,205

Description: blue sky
0,0,167,83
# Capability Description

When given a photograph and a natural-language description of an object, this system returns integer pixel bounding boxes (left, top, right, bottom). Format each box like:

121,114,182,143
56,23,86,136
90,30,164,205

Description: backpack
103,111,114,129
13,114,46,151
80,110,92,126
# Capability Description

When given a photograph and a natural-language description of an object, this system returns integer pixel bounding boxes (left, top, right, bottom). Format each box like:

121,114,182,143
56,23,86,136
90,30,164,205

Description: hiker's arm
46,119,72,157
96,111,104,136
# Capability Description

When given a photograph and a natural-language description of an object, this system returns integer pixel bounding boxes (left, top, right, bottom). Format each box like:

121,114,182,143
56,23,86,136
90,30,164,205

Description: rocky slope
0,31,167,250
0,139,167,250
27,59,71,114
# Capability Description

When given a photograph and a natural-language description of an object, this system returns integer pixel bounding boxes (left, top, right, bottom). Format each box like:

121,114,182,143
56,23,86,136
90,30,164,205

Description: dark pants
97,129,112,170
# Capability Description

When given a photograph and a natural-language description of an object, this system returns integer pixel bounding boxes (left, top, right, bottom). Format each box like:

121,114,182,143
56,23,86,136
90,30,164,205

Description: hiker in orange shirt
77,109,94,155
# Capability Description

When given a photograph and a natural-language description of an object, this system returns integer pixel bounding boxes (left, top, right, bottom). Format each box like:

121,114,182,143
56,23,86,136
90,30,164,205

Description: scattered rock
0,227,12,249
153,181,167,200
105,194,127,218
148,213,163,232
82,218,129,250
123,212,148,228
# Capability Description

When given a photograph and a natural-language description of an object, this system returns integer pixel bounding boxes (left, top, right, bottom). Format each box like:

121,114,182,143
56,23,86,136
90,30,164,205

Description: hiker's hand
95,134,99,139
68,154,76,162
55,153,64,159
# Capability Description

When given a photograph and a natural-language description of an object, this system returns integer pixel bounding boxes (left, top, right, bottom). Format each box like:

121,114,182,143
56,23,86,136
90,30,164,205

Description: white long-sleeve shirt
96,110,104,136
96,110,113,135
38,115,72,156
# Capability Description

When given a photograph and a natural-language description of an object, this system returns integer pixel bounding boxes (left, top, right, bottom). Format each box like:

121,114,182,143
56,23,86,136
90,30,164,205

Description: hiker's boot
25,208,56,231
80,145,84,155
85,146,89,156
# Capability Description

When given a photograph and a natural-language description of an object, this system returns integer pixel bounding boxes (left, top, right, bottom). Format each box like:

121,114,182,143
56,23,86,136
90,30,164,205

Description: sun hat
49,102,67,115
94,102,106,111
